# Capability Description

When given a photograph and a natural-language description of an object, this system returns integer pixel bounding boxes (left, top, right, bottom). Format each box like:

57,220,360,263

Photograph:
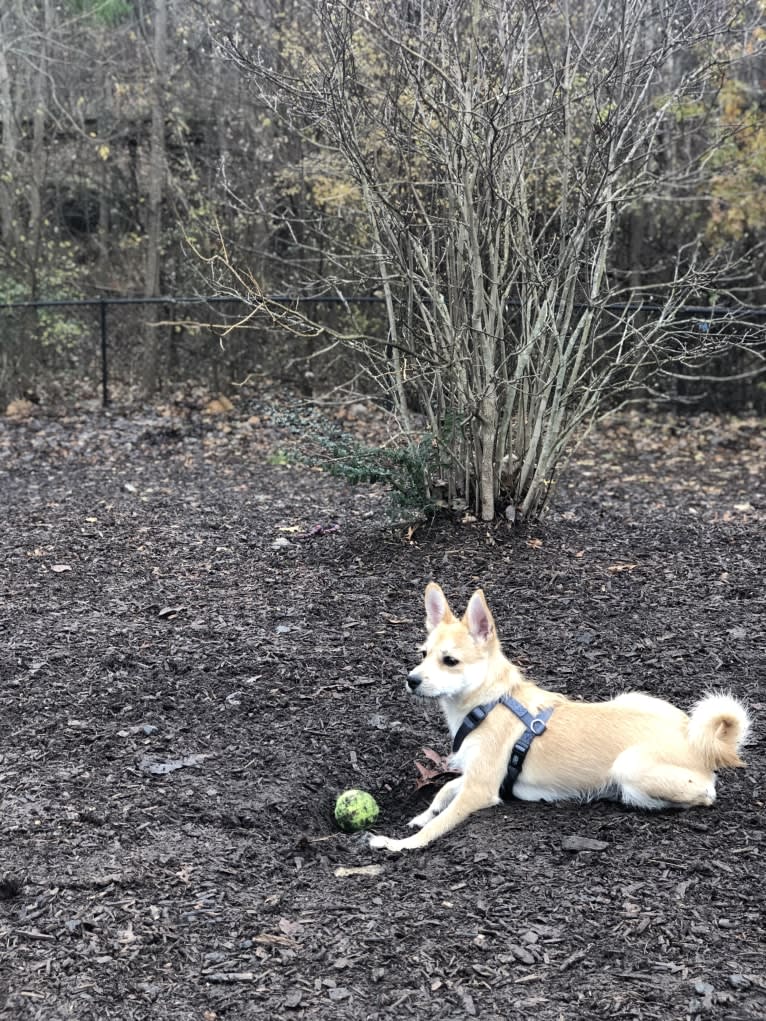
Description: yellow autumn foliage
708,77,766,244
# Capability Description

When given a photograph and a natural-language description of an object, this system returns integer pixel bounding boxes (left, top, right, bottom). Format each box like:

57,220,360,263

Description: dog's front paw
407,809,433,829
369,833,406,853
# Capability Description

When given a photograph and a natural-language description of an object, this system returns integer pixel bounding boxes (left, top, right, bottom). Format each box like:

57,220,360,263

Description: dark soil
1,397,764,1021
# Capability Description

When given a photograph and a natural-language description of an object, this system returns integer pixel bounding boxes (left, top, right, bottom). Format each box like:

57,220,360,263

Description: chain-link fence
1,294,764,411
0,295,387,407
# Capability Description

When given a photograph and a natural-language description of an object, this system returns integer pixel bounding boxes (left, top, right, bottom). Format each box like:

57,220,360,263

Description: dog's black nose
407,671,422,692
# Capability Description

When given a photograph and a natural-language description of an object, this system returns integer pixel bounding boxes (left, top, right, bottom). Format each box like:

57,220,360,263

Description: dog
369,582,751,853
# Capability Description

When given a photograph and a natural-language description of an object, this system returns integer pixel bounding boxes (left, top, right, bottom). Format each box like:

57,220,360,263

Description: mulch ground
1,395,764,1021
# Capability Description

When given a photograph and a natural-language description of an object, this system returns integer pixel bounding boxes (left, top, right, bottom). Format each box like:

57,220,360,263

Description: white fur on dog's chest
442,702,482,774
443,701,468,743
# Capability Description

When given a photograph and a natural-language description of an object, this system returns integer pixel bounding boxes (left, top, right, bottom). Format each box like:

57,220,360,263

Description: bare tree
216,0,766,519
0,7,18,245
142,0,168,392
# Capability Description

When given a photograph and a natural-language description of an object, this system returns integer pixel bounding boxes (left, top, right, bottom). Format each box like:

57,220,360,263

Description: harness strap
452,695,554,800
498,702,554,800
452,698,501,755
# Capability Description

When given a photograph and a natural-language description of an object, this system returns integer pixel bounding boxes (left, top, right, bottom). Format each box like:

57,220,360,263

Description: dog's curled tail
688,693,751,769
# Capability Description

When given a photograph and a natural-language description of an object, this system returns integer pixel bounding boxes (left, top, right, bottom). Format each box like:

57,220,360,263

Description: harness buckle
470,705,489,724
530,717,547,736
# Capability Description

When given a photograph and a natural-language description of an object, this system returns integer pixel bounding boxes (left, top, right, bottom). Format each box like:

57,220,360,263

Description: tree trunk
142,0,167,394
28,0,53,301
0,12,17,245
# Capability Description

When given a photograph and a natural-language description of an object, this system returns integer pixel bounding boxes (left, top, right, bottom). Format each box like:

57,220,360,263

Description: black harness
452,695,554,801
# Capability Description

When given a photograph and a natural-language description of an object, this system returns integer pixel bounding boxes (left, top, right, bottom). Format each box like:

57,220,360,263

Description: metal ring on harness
452,695,555,799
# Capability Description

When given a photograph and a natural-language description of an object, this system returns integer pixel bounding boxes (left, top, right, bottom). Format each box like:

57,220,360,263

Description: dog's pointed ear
464,589,495,644
424,582,453,631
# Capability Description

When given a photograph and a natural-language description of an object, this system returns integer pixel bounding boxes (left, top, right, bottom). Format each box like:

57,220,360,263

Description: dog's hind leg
408,776,463,829
611,747,716,810
370,779,499,852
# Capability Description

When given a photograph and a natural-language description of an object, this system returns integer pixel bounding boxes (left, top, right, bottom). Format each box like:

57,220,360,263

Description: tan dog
369,583,751,853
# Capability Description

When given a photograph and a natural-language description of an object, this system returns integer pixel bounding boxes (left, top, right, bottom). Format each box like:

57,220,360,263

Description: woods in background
1,1,765,516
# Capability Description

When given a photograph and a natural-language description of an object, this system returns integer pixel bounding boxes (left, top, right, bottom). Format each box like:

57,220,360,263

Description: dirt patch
1,403,764,1020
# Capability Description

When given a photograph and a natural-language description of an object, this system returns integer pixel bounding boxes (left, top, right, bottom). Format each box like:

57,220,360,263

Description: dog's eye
420,649,427,660
442,654,459,668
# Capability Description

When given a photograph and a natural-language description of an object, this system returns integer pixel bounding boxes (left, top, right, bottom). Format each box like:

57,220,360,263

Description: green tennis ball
334,789,380,833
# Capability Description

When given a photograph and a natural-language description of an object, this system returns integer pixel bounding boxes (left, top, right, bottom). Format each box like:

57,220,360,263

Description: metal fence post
100,298,109,407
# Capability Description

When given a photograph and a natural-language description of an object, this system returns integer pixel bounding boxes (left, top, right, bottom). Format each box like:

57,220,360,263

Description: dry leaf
607,563,637,573
414,762,442,787
527,538,543,549
51,564,72,573
5,398,35,418
278,917,303,938
414,747,459,789
205,396,234,414
420,746,449,766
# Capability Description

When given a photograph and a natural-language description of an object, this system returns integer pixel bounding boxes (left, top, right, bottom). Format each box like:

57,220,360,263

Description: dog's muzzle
406,669,423,693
